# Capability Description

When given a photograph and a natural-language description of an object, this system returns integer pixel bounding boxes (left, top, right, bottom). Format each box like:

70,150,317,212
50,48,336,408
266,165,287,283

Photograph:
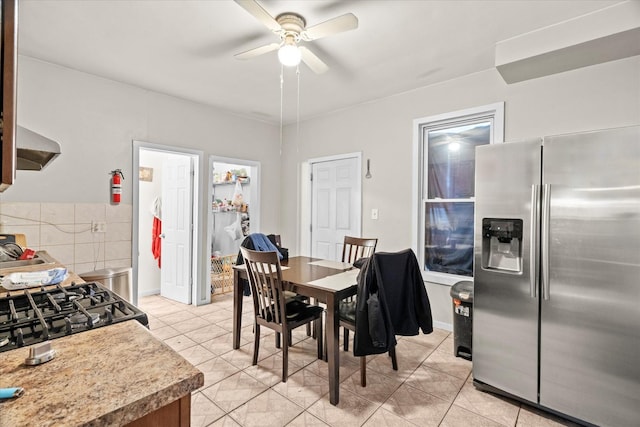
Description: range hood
16,126,61,171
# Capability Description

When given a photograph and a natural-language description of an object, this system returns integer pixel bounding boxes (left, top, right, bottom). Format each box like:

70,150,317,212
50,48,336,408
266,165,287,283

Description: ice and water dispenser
481,219,523,273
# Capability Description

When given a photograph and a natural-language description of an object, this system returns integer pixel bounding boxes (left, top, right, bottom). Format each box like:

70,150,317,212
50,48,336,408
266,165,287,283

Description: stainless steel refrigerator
473,126,640,426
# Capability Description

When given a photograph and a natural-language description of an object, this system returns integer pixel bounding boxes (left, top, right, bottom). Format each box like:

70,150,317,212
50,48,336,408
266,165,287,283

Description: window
413,103,504,285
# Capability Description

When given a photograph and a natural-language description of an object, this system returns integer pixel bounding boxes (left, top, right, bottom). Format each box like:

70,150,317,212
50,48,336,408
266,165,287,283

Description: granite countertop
0,320,204,427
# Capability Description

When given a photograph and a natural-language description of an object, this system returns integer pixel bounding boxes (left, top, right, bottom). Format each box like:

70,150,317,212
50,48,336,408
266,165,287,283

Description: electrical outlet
371,208,379,220
91,221,107,233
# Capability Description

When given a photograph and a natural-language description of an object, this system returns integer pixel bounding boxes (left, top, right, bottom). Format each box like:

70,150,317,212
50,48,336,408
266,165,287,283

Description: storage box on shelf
211,254,236,295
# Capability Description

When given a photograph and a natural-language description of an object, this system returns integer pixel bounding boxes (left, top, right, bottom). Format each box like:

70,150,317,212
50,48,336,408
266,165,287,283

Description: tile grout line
144,295,490,427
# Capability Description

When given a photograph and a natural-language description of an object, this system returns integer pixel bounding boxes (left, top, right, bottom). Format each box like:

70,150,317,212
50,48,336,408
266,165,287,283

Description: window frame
412,102,504,286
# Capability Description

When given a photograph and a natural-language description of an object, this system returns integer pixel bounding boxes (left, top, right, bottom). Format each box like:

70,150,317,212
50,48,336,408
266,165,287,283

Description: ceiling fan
233,0,359,74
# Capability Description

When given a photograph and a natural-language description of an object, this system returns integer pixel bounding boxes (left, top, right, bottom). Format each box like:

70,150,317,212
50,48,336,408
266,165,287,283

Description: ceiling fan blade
235,42,280,60
303,13,358,41
234,0,281,32
299,46,329,74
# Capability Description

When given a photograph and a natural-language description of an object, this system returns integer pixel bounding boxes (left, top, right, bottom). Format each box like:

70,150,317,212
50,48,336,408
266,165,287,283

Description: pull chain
296,65,301,154
279,65,301,156
279,64,284,156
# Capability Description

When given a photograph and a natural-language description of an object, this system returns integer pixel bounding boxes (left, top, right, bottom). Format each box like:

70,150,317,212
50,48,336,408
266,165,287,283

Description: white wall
4,56,280,225
0,56,281,300
137,149,166,297
280,56,640,328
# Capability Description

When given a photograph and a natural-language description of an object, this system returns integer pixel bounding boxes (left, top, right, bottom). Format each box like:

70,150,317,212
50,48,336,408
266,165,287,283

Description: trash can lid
450,280,474,301
79,267,132,280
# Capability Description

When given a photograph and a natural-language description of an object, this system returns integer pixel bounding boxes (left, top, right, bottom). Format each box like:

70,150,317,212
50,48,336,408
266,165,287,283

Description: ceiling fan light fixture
234,2,358,73
278,43,301,67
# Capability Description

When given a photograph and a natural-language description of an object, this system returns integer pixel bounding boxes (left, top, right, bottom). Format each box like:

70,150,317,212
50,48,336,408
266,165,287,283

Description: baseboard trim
138,289,160,297
433,320,453,332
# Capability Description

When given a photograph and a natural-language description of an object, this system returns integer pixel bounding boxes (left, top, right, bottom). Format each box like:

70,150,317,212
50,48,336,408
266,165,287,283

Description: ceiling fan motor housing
276,12,306,41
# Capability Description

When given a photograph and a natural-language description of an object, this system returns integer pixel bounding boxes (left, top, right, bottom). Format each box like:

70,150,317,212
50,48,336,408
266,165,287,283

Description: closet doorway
133,142,204,306
208,156,260,294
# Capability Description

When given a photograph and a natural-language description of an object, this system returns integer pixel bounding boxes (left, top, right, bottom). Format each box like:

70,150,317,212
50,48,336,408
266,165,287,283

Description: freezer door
540,126,640,426
473,139,541,403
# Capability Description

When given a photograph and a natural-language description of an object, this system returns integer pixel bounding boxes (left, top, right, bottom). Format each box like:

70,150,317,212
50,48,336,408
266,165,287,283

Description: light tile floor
139,294,580,427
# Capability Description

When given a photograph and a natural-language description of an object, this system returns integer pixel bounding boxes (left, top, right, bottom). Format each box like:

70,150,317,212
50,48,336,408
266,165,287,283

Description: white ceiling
18,0,621,125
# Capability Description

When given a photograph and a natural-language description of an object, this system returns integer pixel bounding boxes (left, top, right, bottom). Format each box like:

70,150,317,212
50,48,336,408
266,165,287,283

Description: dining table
232,256,359,405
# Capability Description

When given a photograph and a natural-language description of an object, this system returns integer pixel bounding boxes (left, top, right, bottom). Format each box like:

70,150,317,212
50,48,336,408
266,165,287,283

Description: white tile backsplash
74,224,99,244
106,222,132,242
0,202,132,272
0,224,41,248
45,244,75,266
41,224,75,246
106,204,132,223
75,242,103,264
106,258,132,269
105,240,132,261
0,202,41,225
41,203,75,225
74,262,106,275
74,203,107,223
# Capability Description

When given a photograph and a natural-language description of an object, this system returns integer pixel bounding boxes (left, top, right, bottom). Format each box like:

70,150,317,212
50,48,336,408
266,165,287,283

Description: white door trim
208,156,261,236
207,155,261,293
132,141,206,306
303,152,362,257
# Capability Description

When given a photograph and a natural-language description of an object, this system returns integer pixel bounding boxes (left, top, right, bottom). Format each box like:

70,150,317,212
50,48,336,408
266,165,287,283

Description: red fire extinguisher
110,169,124,204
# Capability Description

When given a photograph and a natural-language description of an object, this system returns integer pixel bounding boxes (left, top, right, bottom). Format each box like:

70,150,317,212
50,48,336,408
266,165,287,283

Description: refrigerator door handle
541,184,551,300
530,185,540,298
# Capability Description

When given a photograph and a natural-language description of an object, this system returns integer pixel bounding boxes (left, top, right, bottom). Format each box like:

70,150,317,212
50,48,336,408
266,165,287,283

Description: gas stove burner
52,292,81,302
51,292,82,311
1,282,148,352
67,312,100,328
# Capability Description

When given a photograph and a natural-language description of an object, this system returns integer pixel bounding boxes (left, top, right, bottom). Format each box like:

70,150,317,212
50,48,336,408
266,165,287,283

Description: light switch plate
371,208,379,220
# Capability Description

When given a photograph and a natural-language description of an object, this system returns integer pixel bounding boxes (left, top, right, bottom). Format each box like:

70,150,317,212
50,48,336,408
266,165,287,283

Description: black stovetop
0,281,148,353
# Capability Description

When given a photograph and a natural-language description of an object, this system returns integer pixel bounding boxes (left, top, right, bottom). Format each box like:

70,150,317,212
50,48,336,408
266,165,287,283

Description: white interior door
311,156,361,260
161,154,193,303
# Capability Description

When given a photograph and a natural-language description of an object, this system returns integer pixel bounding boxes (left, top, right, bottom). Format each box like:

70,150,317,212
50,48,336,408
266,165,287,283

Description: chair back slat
241,247,285,325
242,247,325,383
342,236,378,263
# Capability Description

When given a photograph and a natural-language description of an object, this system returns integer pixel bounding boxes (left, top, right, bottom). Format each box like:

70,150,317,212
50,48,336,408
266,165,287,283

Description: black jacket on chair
235,233,289,295
353,249,433,357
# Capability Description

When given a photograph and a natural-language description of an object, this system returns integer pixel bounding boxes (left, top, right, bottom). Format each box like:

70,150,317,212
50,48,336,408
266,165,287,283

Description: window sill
421,271,472,287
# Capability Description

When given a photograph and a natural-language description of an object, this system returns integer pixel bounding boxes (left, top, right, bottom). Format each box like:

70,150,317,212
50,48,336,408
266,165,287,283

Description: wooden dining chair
241,247,324,382
338,299,398,387
268,234,311,338
341,236,378,351
269,234,282,248
340,249,432,387
342,236,378,264
340,250,403,388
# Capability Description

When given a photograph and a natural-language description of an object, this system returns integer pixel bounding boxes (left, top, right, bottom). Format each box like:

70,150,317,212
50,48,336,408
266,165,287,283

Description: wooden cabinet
126,395,192,427
0,0,17,192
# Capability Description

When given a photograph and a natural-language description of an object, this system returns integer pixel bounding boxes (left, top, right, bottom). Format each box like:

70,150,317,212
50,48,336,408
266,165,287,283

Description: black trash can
450,280,473,361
